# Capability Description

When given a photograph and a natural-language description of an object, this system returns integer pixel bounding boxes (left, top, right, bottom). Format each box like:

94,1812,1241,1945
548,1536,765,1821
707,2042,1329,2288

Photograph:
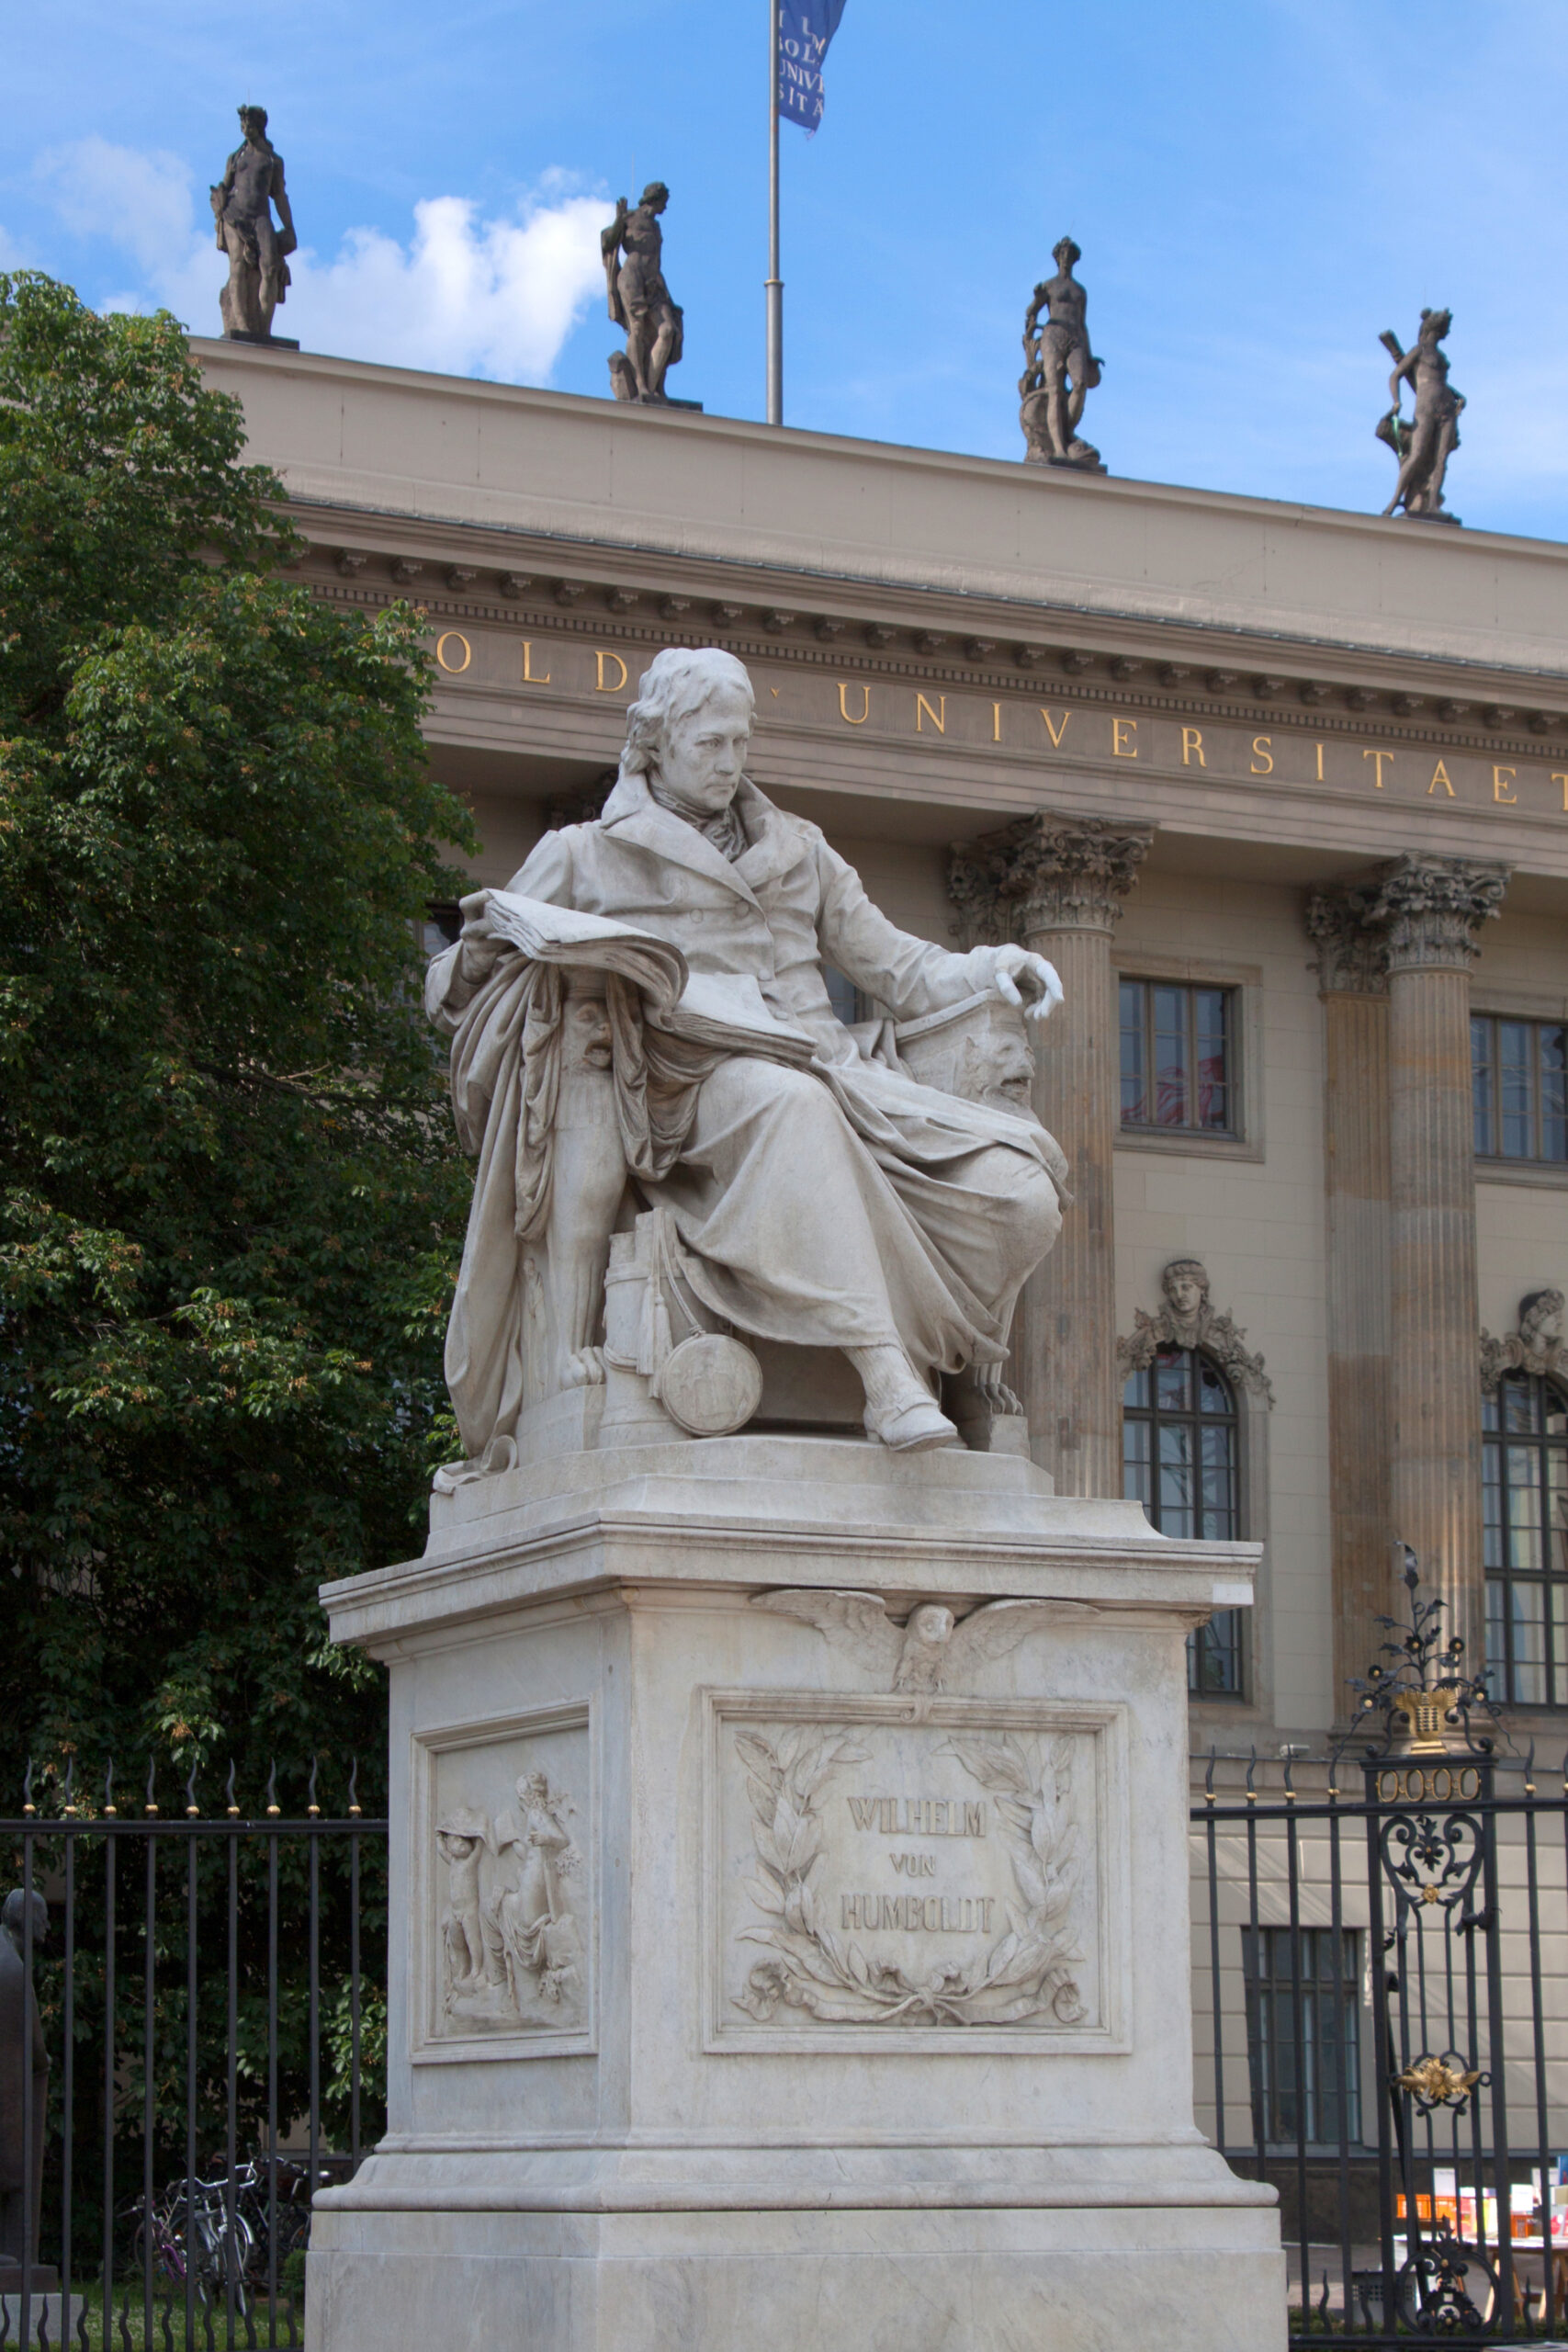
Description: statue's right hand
457,933,507,988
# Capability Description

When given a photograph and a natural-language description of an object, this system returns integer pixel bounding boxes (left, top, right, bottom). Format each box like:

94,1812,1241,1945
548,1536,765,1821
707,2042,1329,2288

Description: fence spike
103,1758,116,1817
265,1758,279,1817
1203,1745,1216,1805
1282,1751,1296,1803
307,1754,321,1819
226,1758,240,1818
348,1755,362,1818
21,1757,34,1817
1525,1737,1537,1796
144,1756,158,1818
62,1753,76,1817
1245,1745,1258,1804
184,1758,200,1818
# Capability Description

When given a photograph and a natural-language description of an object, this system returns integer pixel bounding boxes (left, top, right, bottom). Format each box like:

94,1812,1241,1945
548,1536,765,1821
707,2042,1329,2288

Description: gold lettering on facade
1250,735,1273,775
1363,749,1393,789
1314,741,1325,782
915,693,946,734
1428,760,1455,797
1556,773,1568,811
1493,764,1517,805
1181,727,1205,767
991,701,1002,742
521,640,551,684
1040,707,1072,748
838,682,871,725
1111,717,1138,758
594,650,628,693
434,630,472,673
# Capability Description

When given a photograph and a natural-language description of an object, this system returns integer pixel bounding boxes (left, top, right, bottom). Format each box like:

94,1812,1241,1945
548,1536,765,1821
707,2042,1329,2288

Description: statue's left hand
987,944,1063,1023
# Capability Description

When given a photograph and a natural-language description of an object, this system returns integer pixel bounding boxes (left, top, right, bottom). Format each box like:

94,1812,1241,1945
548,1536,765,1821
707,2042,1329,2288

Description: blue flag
776,0,849,132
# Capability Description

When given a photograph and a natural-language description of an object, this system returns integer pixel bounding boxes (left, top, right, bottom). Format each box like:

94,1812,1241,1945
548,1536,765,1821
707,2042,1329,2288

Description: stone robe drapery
427,773,1066,1459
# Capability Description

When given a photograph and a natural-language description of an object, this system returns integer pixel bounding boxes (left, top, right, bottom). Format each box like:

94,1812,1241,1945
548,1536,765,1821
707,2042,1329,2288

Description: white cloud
287,190,607,380
33,139,606,387
35,137,197,277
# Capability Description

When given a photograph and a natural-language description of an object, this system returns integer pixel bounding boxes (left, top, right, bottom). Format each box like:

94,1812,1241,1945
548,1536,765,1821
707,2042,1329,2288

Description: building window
1472,1014,1568,1164
1243,1927,1362,2146
1122,1346,1244,1694
1120,979,1235,1135
1483,1373,1568,1707
422,901,462,957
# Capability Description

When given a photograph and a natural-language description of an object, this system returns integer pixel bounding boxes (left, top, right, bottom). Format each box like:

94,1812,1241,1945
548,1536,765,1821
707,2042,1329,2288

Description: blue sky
5,0,1566,538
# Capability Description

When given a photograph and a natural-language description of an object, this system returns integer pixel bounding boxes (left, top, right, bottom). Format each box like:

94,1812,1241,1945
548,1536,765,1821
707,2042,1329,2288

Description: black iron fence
1194,1744,1568,2346
0,1764,387,2352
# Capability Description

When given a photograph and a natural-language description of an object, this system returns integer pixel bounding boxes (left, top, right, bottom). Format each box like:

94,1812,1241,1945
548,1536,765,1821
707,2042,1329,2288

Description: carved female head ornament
1161,1259,1210,1325
1519,1288,1565,1351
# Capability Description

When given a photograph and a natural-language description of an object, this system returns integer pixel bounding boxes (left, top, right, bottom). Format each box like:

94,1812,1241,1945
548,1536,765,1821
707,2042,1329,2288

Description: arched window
1483,1372,1568,1707
1122,1346,1243,1695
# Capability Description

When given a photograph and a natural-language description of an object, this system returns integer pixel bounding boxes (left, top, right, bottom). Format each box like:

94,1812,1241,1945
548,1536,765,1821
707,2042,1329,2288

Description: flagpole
765,0,783,424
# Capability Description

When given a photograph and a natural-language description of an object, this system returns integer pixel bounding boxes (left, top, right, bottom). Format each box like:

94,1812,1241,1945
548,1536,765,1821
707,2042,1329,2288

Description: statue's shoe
867,1397,962,1452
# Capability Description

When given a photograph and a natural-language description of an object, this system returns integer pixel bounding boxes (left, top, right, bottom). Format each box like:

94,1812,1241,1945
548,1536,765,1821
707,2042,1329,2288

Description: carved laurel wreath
732,1724,1086,2029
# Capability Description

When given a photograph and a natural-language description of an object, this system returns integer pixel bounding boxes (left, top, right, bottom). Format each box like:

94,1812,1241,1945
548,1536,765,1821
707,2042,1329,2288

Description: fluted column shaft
1307,898,1393,1715
949,812,1152,1495
1387,956,1485,1657
1312,855,1506,1668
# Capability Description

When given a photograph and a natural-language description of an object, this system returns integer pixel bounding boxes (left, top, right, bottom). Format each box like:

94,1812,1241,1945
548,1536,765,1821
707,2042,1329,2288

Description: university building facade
198,337,1568,1774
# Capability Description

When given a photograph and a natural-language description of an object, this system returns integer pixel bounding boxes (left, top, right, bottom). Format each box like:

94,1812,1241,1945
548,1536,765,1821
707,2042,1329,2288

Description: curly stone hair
617,646,754,780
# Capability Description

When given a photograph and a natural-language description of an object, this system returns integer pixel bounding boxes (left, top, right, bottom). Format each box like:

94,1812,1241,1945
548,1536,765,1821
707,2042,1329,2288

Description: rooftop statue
1378,310,1464,525
210,105,297,343
425,648,1068,1472
602,182,683,403
1019,238,1105,471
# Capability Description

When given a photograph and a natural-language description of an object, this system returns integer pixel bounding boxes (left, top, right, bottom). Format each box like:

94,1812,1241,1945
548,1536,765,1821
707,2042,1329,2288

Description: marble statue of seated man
425,647,1067,1460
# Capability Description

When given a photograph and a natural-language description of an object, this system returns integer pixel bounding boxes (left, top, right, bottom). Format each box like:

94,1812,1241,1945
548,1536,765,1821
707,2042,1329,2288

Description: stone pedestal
312,1434,1280,2352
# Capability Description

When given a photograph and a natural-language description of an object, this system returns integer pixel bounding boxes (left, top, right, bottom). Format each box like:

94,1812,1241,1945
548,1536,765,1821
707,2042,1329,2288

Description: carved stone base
313,1437,1281,2352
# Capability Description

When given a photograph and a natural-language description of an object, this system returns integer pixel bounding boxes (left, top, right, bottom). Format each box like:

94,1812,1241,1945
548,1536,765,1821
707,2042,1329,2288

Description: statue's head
622,646,755,818
640,182,670,214
1053,236,1081,271
1162,1259,1210,1322
518,1771,550,1804
238,105,269,137
1419,306,1451,345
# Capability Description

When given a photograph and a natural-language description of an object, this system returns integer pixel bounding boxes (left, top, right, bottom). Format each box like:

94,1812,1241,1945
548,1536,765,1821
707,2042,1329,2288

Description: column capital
948,812,1153,944
1307,854,1508,989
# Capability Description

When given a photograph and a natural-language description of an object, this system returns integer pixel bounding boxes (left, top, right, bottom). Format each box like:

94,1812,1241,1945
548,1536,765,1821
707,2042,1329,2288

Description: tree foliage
0,274,476,1814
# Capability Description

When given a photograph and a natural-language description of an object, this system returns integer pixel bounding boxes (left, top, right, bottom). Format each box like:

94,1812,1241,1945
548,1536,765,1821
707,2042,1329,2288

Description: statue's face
1165,1271,1205,1320
438,1833,475,1862
654,684,753,816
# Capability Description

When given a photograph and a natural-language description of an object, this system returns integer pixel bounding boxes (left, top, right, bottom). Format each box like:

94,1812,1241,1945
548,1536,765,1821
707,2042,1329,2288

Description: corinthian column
949,811,1152,1494
1320,854,1507,1663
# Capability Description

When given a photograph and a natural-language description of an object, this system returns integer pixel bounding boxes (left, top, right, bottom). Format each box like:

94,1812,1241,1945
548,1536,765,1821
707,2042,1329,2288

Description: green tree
0,273,475,1814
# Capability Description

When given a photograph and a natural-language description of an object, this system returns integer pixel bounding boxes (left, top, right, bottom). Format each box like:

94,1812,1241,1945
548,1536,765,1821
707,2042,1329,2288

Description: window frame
1122,1342,1247,1700
1483,1370,1568,1712
1472,1011,1568,1170
1111,956,1264,1164
1242,1925,1364,2150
